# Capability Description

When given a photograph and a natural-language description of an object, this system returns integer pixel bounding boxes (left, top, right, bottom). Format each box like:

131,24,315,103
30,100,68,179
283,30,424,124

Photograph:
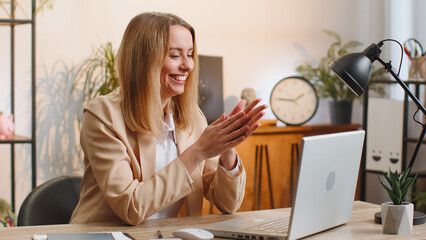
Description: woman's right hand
180,110,250,173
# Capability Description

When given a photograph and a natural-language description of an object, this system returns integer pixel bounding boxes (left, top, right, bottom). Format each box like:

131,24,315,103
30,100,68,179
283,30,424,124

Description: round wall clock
270,76,319,126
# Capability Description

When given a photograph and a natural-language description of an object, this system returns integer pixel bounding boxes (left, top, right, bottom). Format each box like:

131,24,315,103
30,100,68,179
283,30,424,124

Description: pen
404,46,412,59
7,214,13,227
157,230,163,239
123,232,136,240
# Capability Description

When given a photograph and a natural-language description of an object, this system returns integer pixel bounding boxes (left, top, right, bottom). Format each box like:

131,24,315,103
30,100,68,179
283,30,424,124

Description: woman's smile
169,74,188,84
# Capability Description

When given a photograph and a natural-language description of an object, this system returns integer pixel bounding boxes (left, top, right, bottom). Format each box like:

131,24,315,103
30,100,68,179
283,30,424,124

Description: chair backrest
17,175,82,226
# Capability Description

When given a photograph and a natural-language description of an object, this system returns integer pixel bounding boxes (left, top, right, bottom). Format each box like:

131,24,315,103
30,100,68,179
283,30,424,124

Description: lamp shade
329,53,373,96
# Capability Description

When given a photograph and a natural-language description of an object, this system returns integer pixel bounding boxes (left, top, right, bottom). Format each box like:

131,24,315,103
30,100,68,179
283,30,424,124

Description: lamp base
374,211,426,225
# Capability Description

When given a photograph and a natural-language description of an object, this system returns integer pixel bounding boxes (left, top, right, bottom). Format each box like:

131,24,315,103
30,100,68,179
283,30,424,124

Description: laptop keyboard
246,218,289,233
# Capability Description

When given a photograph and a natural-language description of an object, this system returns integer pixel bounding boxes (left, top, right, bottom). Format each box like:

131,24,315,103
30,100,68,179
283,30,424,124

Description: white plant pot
381,202,414,235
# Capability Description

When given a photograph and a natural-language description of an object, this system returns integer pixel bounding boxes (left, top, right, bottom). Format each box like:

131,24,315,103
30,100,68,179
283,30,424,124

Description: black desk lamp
329,39,426,225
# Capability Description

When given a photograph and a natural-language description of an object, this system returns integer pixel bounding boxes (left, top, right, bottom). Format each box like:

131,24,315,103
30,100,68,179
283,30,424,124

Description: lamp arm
376,57,426,115
376,56,426,175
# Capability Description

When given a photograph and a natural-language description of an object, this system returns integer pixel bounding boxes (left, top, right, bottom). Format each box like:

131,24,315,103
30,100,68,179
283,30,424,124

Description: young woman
70,12,267,225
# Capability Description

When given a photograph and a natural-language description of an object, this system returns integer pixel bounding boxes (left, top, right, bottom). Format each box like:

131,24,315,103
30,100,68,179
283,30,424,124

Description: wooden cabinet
202,123,361,215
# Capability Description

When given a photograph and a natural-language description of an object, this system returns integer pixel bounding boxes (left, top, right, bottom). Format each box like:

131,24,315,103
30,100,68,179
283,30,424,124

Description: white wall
35,0,386,119
0,0,424,212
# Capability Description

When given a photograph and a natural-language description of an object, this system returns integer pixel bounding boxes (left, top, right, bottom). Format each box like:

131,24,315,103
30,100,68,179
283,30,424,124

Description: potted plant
379,168,417,235
70,42,119,123
296,30,386,124
35,42,119,174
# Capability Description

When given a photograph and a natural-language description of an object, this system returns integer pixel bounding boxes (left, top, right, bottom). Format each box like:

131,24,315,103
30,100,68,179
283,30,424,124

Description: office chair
17,175,82,226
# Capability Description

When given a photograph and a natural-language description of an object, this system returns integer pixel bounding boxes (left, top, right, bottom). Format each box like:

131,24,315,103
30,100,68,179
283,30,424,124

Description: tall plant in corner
36,42,118,174
69,42,119,123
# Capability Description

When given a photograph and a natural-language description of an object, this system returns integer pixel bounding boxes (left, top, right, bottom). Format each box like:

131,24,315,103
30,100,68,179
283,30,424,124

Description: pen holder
408,56,426,81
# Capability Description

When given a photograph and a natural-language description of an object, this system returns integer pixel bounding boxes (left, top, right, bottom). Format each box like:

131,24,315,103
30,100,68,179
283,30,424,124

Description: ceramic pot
328,100,352,125
381,202,414,235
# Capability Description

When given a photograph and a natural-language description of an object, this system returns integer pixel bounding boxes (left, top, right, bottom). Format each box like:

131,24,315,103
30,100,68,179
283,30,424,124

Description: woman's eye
170,54,180,58
187,54,193,58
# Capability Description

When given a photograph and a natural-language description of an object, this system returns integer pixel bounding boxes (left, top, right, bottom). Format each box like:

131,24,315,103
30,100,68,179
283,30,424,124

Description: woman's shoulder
84,89,123,124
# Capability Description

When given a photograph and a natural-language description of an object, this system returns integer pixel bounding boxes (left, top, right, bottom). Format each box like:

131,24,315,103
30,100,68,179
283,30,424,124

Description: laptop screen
204,130,365,240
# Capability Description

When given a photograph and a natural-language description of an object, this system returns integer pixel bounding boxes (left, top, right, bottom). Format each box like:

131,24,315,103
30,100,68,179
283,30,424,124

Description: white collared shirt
149,113,240,219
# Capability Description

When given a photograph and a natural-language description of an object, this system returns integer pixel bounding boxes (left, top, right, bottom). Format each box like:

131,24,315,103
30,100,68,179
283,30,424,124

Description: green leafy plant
36,43,118,175
36,0,54,14
379,168,417,205
70,42,119,105
65,41,119,131
296,30,386,101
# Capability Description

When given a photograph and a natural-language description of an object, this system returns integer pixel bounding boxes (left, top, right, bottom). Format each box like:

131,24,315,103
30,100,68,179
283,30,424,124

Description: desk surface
1,201,425,239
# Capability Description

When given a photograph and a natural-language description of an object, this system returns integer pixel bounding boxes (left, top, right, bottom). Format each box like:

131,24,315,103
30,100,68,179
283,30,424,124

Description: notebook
204,130,365,240
33,232,134,240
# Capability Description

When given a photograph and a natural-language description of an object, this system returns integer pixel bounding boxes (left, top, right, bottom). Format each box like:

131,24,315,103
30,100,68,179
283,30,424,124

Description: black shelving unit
0,0,36,212
362,79,426,200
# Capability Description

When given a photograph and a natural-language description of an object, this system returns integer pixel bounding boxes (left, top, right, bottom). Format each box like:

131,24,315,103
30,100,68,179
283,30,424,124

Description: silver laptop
204,130,365,240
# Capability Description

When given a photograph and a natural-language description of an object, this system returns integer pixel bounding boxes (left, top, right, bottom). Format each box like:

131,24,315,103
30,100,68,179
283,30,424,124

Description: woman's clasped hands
181,98,268,173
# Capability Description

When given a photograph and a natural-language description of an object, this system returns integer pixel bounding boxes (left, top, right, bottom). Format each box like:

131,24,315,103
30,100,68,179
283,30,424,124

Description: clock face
270,77,319,125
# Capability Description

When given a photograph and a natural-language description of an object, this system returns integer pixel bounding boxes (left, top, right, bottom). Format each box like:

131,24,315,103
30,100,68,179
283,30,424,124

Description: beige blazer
70,90,246,225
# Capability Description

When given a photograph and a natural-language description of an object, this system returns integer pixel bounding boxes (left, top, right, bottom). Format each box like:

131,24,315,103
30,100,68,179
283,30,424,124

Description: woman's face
160,25,194,105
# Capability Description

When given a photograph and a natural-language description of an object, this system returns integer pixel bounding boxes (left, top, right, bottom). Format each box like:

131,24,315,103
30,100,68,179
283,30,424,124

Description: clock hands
276,93,305,103
277,97,295,102
295,93,304,101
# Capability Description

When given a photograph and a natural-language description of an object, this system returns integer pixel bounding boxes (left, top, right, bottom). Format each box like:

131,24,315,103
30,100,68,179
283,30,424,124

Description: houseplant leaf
379,168,418,205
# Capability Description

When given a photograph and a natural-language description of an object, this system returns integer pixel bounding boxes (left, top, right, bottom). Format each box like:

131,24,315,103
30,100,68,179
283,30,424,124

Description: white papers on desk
33,232,133,240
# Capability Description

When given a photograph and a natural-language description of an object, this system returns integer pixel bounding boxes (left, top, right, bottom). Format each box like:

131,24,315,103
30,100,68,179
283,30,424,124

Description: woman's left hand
220,98,268,170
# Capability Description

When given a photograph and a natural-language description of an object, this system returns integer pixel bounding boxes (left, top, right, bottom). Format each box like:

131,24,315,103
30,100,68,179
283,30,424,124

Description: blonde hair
117,12,199,139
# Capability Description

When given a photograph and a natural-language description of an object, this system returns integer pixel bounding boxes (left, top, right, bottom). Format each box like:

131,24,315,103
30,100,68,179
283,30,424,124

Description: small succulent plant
379,168,417,205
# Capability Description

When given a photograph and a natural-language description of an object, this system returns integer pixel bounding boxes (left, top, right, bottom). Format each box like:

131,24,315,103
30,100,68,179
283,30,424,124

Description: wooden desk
2,201,425,239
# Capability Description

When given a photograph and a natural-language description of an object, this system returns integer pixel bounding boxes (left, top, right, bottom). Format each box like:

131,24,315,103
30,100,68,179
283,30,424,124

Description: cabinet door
201,133,303,215
201,124,362,215
237,133,303,211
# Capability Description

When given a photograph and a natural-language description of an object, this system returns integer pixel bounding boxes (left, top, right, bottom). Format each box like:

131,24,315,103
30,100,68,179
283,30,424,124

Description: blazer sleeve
195,110,246,213
202,156,246,213
81,110,195,225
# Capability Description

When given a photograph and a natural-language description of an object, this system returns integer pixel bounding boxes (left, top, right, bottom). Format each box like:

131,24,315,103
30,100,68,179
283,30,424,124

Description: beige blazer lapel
176,128,203,177
176,128,204,216
175,128,189,155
